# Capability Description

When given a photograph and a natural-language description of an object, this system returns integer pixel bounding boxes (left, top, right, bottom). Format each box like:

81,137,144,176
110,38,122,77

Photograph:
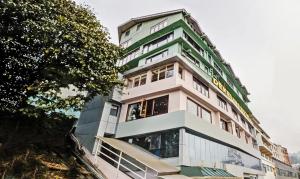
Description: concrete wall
75,95,106,152
75,88,121,153
120,55,257,147
116,110,260,159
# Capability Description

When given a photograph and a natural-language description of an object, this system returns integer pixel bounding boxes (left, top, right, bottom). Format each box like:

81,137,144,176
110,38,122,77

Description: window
185,132,262,171
127,102,141,121
145,50,168,64
151,64,174,82
183,31,204,56
118,48,140,66
245,135,249,144
143,33,173,54
248,123,255,136
207,54,213,64
220,119,230,132
110,105,119,116
125,30,130,36
217,96,228,111
241,117,246,127
193,77,209,97
214,62,223,76
123,129,179,158
204,66,210,74
236,126,241,138
136,23,142,31
227,78,234,88
232,109,239,121
126,96,169,121
178,66,183,79
202,107,212,123
183,51,200,67
128,74,147,88
150,19,167,34
120,39,132,48
187,98,212,123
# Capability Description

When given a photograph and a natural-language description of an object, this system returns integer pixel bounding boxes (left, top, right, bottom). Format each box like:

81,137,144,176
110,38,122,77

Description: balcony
257,133,273,157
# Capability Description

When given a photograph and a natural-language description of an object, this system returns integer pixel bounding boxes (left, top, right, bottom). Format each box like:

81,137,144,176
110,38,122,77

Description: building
74,9,297,179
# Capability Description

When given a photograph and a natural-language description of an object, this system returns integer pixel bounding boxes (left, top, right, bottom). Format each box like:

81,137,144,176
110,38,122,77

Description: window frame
110,105,119,117
151,64,174,82
217,96,228,111
150,19,168,34
136,23,142,31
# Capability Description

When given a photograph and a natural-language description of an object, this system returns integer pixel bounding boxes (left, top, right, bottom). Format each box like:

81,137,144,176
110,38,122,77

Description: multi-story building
74,9,297,179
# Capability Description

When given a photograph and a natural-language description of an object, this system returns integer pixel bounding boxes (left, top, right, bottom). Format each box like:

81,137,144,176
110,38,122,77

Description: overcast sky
75,0,300,153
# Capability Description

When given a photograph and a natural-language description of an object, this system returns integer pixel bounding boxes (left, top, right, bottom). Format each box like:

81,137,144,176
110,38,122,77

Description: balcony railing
94,138,159,179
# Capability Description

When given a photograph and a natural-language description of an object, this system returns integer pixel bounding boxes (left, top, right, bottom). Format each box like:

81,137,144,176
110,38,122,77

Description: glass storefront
185,131,262,171
122,129,179,158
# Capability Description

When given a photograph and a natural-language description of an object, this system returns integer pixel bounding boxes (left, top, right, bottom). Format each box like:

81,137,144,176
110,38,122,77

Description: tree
0,0,124,117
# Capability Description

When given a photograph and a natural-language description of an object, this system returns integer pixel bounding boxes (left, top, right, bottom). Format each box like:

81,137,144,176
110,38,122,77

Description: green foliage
0,0,124,117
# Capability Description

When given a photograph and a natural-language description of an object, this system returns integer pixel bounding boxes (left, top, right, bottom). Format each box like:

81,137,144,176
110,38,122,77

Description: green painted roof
180,166,235,177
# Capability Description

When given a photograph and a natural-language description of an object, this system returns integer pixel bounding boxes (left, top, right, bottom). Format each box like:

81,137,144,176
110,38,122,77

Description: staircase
92,137,182,179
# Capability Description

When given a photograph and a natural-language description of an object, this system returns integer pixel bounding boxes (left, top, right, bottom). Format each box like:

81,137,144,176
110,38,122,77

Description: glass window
150,19,167,34
235,126,241,138
208,54,213,64
166,65,174,78
153,95,168,116
120,48,139,66
227,78,234,88
125,30,130,36
121,39,132,48
214,62,223,76
145,50,168,64
232,109,239,121
143,33,173,54
133,77,140,87
110,105,119,116
127,102,141,121
122,129,179,158
159,67,166,80
151,64,174,82
129,73,147,88
193,77,209,97
127,79,133,89
126,96,169,121
201,107,212,123
187,99,198,116
136,23,142,31
141,75,147,85
185,132,262,171
218,96,228,111
187,98,212,123
220,119,230,132
178,66,183,79
183,31,204,56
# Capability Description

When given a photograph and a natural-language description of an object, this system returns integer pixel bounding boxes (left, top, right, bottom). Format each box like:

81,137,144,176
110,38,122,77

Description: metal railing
94,138,158,179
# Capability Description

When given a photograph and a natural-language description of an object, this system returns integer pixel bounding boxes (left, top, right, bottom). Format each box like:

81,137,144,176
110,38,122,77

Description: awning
180,166,241,178
96,136,180,175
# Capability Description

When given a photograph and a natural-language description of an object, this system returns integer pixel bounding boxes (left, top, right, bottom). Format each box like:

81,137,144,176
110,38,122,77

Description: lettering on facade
212,78,250,120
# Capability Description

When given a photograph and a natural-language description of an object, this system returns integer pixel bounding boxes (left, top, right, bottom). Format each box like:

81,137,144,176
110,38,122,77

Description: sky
75,0,300,153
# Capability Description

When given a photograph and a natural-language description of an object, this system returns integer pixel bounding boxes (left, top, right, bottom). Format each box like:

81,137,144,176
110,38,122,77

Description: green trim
125,38,182,69
122,19,252,115
124,19,248,99
181,24,248,99
181,39,252,115
180,166,235,177
125,21,183,53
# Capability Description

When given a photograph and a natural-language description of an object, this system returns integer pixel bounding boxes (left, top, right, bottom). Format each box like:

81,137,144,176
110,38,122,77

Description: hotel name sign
212,78,250,120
